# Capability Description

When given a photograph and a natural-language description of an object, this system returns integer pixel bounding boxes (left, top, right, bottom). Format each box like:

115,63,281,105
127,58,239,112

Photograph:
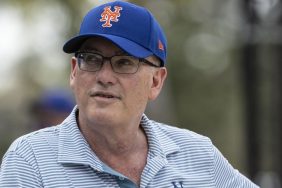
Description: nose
95,60,117,87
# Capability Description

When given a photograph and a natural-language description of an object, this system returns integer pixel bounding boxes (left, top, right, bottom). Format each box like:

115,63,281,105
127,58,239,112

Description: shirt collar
57,106,179,169
57,106,103,171
140,114,180,158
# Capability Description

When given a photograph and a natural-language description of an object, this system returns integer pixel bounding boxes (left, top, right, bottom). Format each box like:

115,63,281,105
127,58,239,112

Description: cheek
71,73,93,105
125,75,152,108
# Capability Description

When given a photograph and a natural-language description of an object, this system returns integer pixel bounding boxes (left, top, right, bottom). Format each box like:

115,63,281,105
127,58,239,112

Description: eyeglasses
75,52,160,74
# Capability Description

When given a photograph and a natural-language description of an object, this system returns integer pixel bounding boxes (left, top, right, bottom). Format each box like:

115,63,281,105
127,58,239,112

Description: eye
114,57,136,67
84,54,102,64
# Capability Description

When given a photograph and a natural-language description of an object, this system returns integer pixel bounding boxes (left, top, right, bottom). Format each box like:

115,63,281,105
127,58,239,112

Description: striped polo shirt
0,107,259,188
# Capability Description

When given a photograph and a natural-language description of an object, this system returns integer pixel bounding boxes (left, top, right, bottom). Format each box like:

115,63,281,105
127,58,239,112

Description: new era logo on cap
100,6,123,27
158,40,164,51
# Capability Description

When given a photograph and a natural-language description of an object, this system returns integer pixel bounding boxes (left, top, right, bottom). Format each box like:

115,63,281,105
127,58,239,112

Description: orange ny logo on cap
100,6,123,27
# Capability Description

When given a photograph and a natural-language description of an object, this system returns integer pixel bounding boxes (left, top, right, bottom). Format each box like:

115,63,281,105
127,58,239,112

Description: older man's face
70,37,166,129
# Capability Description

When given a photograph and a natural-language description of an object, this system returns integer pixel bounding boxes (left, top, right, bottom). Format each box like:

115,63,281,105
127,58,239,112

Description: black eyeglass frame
74,51,160,74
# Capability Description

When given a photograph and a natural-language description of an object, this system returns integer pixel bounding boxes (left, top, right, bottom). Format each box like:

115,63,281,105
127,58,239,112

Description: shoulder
0,126,61,187
140,115,214,155
4,125,60,159
149,120,216,160
152,120,212,146
146,119,217,175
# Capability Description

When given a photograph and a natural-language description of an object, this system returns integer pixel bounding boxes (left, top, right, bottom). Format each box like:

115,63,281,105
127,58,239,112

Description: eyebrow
79,47,127,56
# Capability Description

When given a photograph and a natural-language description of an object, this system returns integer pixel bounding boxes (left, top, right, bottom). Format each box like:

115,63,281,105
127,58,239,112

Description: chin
88,108,121,124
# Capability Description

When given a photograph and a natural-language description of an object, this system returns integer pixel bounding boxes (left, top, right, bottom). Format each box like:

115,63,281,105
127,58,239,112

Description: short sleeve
0,150,42,188
213,146,260,188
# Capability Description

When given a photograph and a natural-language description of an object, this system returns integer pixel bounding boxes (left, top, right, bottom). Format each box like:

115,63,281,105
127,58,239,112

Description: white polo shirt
0,107,259,188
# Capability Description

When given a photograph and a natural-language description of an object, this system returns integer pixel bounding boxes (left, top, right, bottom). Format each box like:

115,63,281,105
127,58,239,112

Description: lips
90,91,121,99
95,93,114,98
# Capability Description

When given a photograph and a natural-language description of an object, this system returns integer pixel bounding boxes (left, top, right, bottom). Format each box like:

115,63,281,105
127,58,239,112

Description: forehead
79,37,124,55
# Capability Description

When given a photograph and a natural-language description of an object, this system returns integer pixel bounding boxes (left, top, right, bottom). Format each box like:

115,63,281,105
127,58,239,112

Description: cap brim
63,34,152,59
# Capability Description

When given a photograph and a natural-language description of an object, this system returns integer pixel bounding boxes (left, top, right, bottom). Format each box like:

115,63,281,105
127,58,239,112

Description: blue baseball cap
63,1,167,66
37,89,75,113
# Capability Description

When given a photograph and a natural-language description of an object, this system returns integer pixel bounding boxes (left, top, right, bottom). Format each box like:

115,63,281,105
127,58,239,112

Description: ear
70,57,78,89
148,67,167,100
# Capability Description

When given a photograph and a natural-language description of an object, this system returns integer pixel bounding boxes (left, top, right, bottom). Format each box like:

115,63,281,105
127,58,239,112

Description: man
0,1,259,187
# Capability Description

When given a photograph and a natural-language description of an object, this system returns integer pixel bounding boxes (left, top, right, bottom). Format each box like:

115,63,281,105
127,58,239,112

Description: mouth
90,91,121,100
95,93,115,98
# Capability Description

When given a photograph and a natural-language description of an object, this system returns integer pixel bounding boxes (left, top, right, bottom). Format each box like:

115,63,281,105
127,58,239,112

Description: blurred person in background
0,1,259,187
30,88,75,129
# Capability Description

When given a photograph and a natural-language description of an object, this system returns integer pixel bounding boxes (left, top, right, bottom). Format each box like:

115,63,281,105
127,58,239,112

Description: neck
78,114,147,157
78,114,148,185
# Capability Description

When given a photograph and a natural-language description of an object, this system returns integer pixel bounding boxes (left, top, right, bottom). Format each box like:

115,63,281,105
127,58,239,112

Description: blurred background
0,0,281,187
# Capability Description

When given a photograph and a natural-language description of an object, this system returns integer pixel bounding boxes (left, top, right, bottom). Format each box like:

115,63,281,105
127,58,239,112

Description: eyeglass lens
77,52,140,74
